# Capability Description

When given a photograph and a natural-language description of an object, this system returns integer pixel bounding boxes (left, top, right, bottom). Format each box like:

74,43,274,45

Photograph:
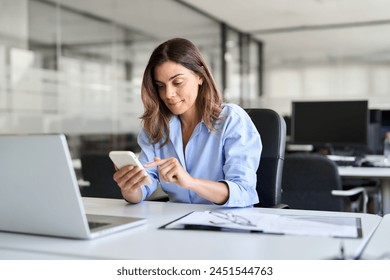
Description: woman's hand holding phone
109,151,152,186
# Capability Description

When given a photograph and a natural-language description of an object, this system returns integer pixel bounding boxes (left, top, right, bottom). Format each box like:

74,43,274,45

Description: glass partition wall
0,0,262,157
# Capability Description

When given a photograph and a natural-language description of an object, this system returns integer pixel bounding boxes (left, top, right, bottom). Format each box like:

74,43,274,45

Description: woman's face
154,60,203,117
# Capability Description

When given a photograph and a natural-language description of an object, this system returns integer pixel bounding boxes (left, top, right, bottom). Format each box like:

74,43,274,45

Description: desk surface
0,198,382,260
361,214,390,260
338,166,390,178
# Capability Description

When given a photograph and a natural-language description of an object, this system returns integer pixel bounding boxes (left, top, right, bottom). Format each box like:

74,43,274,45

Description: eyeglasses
208,211,257,227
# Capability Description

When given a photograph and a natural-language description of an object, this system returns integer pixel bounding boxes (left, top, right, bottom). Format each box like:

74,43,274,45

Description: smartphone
109,151,152,185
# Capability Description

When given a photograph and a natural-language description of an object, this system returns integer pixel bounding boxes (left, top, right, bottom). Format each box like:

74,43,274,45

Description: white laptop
0,134,146,239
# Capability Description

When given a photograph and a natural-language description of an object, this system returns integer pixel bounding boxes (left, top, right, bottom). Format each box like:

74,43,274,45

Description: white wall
260,60,390,116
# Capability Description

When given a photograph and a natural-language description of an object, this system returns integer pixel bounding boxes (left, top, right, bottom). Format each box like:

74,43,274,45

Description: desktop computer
291,100,369,158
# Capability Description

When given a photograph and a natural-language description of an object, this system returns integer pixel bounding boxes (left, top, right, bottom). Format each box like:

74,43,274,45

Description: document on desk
161,211,362,238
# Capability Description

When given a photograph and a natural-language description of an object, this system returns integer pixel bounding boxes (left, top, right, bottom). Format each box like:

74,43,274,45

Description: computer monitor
381,110,390,136
368,109,383,154
291,100,369,154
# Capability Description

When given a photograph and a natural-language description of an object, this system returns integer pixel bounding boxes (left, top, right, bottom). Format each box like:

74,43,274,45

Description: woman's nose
164,84,176,99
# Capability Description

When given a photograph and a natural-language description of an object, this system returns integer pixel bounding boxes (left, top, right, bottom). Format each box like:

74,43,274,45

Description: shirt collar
169,115,209,133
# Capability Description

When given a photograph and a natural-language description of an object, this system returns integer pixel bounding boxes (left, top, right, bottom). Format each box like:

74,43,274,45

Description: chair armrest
271,203,290,209
331,187,368,213
331,187,367,197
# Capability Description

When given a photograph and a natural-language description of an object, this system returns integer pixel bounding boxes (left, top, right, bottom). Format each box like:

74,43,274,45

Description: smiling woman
153,60,203,149
112,38,262,208
141,38,223,147
154,60,202,118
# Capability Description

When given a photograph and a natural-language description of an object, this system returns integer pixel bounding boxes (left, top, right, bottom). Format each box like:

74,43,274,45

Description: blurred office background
1,0,390,157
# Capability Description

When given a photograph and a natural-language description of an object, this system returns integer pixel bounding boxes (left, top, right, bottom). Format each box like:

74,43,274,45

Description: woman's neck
179,112,201,151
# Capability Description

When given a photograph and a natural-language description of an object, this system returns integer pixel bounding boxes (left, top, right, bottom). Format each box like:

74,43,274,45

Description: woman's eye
173,81,183,86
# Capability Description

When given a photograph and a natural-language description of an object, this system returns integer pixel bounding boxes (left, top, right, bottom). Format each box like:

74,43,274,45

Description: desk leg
381,179,390,215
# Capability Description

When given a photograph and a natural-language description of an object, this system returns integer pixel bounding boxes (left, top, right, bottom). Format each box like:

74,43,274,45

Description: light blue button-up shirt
137,103,262,207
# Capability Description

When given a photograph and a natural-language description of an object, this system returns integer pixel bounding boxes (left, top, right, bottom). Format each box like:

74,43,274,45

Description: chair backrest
80,152,123,199
281,153,343,211
245,108,286,207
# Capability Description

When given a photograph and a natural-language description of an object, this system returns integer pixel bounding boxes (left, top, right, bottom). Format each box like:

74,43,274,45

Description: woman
113,38,261,207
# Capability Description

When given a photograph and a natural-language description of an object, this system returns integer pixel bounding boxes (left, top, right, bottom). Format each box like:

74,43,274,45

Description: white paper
164,211,360,238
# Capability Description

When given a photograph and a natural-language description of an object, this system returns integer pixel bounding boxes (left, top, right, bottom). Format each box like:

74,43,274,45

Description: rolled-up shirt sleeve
219,107,262,207
135,130,159,201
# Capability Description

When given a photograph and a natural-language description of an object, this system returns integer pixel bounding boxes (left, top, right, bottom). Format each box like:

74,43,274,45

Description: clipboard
159,210,362,238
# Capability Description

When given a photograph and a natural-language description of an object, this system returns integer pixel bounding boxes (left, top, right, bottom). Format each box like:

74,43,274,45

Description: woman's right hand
113,165,148,203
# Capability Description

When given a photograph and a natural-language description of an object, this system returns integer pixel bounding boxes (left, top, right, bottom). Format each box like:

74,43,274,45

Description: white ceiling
182,0,390,31
40,0,390,61
182,0,390,60
54,0,218,41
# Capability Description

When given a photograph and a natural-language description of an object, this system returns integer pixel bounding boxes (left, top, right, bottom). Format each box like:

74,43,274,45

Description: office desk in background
338,166,390,214
0,198,382,260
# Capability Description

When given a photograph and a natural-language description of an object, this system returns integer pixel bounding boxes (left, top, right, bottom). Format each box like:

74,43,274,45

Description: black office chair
245,108,287,208
281,153,368,212
80,152,170,201
80,152,123,199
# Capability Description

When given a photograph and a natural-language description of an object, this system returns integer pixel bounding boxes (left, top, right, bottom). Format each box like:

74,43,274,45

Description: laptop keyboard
88,221,110,229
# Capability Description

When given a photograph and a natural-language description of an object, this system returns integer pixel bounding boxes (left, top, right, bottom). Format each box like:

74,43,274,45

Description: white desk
361,214,390,260
0,198,382,260
338,166,390,214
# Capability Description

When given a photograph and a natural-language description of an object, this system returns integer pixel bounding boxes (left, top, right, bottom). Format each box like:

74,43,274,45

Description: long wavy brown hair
140,38,223,147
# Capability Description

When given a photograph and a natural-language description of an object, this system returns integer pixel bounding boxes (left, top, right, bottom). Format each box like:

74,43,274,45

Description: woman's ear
198,76,203,86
